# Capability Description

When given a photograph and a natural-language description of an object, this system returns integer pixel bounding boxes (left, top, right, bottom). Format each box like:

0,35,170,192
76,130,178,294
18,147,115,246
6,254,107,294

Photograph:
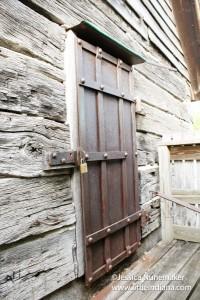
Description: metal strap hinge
44,150,78,170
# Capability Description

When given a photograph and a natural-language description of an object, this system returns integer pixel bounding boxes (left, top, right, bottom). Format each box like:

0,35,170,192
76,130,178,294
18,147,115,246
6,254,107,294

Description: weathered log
0,176,75,245
139,165,159,204
0,0,65,68
0,228,77,300
0,112,70,177
136,132,160,166
0,47,65,121
136,102,192,136
24,0,144,55
134,70,190,122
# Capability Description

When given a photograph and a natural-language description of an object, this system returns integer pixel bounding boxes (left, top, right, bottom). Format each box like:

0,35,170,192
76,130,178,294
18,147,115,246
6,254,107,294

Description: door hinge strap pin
88,237,93,243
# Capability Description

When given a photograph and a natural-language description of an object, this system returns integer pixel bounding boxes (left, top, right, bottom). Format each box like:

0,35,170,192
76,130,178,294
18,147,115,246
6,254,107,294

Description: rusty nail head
78,39,82,45
124,152,128,157
100,84,104,90
61,158,66,164
104,153,108,158
81,78,85,84
52,152,57,158
88,237,93,243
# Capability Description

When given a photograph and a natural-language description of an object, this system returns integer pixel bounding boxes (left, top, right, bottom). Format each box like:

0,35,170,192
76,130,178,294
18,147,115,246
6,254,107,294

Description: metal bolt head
88,277,93,282
104,153,108,158
119,59,123,65
135,152,138,156
78,39,82,45
99,48,102,54
88,237,93,243
52,152,57,158
127,218,130,223
128,250,131,255
107,228,111,233
81,78,85,84
124,152,128,157
109,264,112,270
121,92,125,97
100,84,104,90
61,158,66,164
85,153,89,160
139,212,142,217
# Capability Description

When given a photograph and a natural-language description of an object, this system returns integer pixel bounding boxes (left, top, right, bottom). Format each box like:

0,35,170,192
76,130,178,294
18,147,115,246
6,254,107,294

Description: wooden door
76,38,141,285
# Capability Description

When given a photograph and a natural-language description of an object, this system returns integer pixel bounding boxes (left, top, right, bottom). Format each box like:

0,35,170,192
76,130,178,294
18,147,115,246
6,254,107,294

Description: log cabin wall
0,0,192,299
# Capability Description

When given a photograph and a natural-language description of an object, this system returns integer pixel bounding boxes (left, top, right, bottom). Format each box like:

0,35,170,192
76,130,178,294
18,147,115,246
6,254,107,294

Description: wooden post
158,145,173,241
65,30,84,277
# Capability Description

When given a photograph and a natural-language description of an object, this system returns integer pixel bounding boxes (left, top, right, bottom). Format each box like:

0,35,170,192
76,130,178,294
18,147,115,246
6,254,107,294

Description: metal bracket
44,150,77,170
141,210,151,228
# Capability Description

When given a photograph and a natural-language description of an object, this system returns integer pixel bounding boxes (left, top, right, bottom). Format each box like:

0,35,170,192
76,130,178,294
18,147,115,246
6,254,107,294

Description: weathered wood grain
25,0,144,57
106,0,148,40
136,132,159,166
149,0,176,30
158,247,200,300
139,165,159,204
125,241,199,300
126,0,185,62
158,146,173,241
0,47,65,121
0,228,77,300
158,0,176,25
141,0,182,53
94,240,176,300
136,102,191,136
134,61,190,101
0,176,75,245
141,197,160,238
134,70,190,121
0,0,65,68
189,280,200,300
0,112,70,177
148,29,188,79
173,225,200,243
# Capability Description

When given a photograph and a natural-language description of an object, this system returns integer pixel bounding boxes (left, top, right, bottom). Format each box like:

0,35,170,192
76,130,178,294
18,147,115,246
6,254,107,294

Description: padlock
80,159,88,174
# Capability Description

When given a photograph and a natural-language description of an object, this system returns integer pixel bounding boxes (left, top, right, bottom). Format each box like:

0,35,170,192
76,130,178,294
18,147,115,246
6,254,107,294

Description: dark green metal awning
70,20,145,65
